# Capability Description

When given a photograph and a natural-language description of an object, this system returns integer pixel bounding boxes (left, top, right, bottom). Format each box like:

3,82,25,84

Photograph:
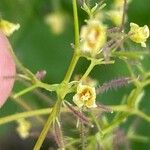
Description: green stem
133,110,150,122
128,134,149,143
12,82,58,99
125,60,136,79
127,87,143,108
102,113,129,135
17,74,32,81
0,108,52,125
142,79,150,87
101,108,150,135
110,105,129,112
73,0,80,49
81,60,95,80
81,59,114,81
33,98,62,150
12,84,38,99
90,112,103,136
33,1,80,149
38,82,58,92
63,52,80,83
110,105,150,122
144,72,150,79
63,0,80,83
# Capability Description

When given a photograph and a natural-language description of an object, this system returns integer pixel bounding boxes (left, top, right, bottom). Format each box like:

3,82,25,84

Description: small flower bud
36,70,47,80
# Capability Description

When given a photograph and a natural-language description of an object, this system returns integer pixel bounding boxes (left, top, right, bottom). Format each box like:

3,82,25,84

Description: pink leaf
0,31,16,107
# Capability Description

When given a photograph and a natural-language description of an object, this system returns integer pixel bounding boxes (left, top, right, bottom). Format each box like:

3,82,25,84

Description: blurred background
0,0,150,149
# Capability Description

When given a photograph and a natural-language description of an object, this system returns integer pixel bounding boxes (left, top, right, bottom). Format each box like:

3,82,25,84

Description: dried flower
129,23,149,47
45,12,66,35
0,31,16,108
80,19,107,57
73,84,97,108
0,19,20,36
16,118,31,139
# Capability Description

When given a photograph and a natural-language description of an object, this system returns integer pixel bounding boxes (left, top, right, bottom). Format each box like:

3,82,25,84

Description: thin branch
120,0,127,31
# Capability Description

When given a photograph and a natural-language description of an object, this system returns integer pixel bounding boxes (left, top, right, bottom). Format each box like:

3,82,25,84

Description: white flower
129,23,149,47
0,19,20,36
80,19,107,57
73,84,97,108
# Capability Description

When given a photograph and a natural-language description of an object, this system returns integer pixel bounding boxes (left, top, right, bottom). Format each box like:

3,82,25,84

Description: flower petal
0,31,16,107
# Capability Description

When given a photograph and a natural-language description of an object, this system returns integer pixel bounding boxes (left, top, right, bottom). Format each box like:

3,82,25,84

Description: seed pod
0,31,16,107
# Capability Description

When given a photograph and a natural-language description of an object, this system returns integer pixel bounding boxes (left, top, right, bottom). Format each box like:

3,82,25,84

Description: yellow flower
45,12,65,35
129,23,149,47
73,84,97,108
80,19,107,57
0,19,20,36
107,9,123,26
16,118,31,139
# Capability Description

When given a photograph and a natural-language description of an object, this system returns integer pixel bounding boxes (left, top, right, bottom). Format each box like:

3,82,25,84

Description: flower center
87,26,101,49
80,88,92,102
